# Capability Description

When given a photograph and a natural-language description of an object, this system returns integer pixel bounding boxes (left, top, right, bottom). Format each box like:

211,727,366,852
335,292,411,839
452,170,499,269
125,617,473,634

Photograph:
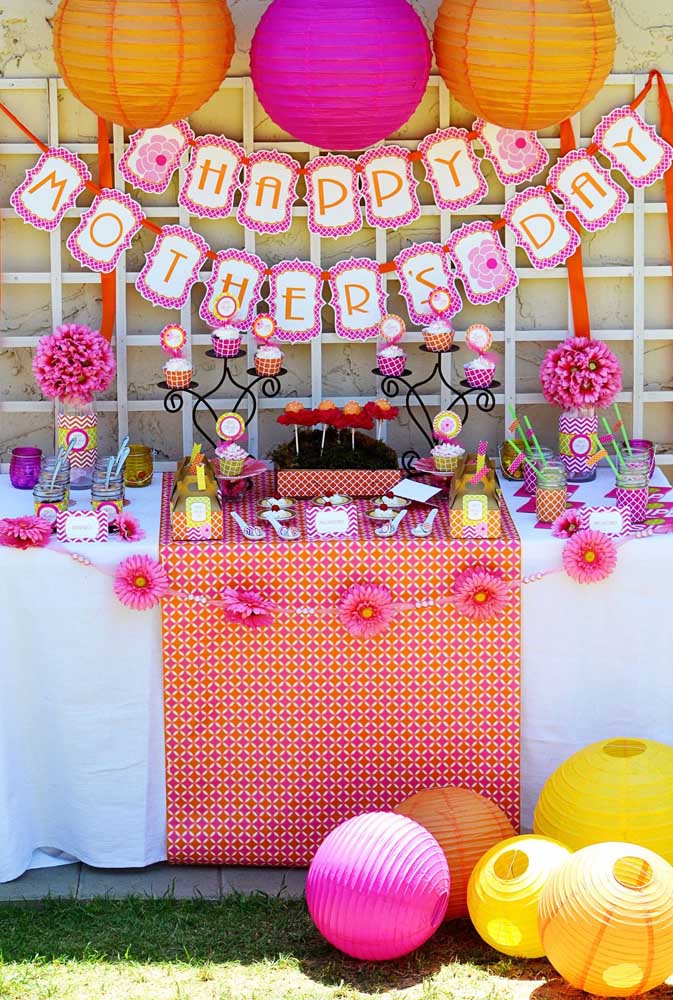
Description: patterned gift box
276,467,401,498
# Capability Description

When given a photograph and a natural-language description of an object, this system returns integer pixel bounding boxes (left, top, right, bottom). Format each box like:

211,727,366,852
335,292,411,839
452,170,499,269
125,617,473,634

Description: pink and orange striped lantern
250,0,431,151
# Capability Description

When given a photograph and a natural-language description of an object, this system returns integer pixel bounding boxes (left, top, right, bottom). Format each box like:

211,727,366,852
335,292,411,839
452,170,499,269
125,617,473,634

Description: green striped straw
508,438,544,480
508,405,533,455
594,434,619,476
522,414,546,465
613,403,632,455
602,416,626,468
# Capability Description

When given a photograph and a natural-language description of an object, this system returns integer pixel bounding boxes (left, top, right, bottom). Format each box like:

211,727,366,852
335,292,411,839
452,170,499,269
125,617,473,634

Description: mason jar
523,446,555,496
615,465,649,526
91,482,124,524
535,460,568,524
33,481,68,527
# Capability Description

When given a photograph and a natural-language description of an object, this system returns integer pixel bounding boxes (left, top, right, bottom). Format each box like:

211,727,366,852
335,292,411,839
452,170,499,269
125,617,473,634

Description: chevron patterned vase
558,408,597,483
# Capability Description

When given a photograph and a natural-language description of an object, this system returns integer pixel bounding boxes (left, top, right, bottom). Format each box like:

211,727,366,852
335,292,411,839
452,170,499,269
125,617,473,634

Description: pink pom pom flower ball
306,812,450,960
250,0,432,151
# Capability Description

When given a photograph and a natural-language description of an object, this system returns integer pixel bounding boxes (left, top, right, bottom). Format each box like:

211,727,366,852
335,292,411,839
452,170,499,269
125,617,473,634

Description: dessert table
2,467,673,882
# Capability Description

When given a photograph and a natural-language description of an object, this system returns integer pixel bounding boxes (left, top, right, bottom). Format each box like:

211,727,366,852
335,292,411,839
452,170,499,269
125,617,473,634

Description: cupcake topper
252,314,277,342
432,409,462,442
160,323,187,357
428,287,453,317
378,314,406,345
465,323,494,356
216,411,246,443
212,292,239,324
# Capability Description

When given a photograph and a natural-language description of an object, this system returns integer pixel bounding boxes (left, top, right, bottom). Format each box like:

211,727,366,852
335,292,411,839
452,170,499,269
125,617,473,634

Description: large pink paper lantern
306,812,450,960
250,0,432,151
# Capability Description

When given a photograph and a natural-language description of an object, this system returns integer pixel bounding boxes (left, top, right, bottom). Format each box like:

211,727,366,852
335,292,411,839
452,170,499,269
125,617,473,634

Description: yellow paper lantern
534,737,673,863
467,835,571,957
53,0,235,129
539,842,673,996
393,786,516,920
433,0,616,131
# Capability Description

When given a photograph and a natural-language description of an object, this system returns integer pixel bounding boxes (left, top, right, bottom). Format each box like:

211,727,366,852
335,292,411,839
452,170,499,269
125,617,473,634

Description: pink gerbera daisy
551,509,583,539
111,511,146,542
451,567,512,623
337,582,397,639
113,554,170,610
0,515,52,549
562,529,617,584
221,588,276,628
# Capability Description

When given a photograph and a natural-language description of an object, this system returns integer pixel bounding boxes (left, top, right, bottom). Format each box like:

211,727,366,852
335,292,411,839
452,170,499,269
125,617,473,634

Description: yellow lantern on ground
433,0,616,131
467,835,571,957
534,737,673,863
53,0,235,129
394,786,516,920
539,842,673,997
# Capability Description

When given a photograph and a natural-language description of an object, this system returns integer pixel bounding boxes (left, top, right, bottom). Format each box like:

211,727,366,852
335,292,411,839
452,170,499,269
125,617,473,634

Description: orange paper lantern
433,0,616,131
394,786,516,919
53,0,235,129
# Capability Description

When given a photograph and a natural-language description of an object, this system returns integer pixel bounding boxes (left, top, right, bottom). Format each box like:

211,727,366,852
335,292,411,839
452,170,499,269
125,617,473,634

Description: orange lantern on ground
433,0,616,131
394,786,516,920
53,0,235,129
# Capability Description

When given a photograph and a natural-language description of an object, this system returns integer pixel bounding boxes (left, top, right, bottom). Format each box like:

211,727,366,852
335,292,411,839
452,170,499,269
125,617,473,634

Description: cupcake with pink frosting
431,441,465,473
216,442,247,477
377,344,407,377
211,325,242,358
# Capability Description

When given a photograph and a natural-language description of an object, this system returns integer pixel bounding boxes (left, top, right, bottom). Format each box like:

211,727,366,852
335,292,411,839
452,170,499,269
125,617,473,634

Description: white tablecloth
2,470,673,882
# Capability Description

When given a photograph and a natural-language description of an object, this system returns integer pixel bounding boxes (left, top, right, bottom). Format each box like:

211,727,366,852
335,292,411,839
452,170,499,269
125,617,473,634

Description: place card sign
305,504,358,539
579,506,631,537
56,509,108,543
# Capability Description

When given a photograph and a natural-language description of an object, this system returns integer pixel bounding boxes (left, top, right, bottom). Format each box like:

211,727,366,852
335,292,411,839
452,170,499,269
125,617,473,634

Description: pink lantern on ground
306,812,450,960
250,0,431,151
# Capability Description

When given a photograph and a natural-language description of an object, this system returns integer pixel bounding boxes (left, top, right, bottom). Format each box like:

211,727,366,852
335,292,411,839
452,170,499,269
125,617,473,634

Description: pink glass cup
9,447,43,489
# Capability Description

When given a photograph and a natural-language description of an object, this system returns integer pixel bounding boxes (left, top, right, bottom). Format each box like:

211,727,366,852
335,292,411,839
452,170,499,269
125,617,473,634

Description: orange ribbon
97,117,116,344
559,119,591,339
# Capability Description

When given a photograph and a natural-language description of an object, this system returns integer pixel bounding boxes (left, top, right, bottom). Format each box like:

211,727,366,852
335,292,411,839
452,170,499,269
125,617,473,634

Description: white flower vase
558,407,598,483
57,397,97,490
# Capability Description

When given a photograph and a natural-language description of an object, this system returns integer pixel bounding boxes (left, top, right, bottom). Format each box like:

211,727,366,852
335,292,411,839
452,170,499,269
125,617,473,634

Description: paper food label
305,504,358,539
580,506,632,537
464,496,488,524
186,497,210,527
56,509,108,543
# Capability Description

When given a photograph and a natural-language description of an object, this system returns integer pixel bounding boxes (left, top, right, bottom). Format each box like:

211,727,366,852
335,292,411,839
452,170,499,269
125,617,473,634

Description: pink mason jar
615,466,649,525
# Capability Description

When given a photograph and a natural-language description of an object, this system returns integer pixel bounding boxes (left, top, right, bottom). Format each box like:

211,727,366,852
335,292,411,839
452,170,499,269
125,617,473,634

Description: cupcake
254,344,283,376
211,325,242,358
163,357,193,389
216,442,247,477
431,441,465,473
377,344,406,377
422,319,454,353
464,356,496,388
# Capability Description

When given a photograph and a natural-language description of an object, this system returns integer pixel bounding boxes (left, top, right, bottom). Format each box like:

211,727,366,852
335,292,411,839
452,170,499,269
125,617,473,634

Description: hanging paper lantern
53,0,235,129
467,835,571,958
534,737,673,863
394,786,516,920
250,0,432,151
433,0,616,131
306,812,450,960
539,842,673,996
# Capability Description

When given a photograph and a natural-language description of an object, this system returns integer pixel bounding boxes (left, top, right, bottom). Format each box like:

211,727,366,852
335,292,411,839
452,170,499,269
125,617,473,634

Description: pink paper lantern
306,812,450,960
250,0,431,151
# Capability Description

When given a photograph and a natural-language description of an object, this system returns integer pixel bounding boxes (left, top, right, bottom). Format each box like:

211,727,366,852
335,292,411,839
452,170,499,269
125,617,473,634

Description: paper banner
548,150,628,232
11,147,91,232
268,259,323,342
594,106,673,188
136,225,210,309
118,121,194,194
502,186,580,269
66,189,144,273
359,145,421,229
447,221,518,305
304,155,362,238
236,150,299,234
395,242,461,325
179,135,245,219
329,258,387,341
474,120,549,185
418,128,487,211
199,249,266,329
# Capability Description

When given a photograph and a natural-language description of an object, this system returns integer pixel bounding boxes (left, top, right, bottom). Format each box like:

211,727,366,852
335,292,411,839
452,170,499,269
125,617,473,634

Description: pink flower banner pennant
119,121,194,194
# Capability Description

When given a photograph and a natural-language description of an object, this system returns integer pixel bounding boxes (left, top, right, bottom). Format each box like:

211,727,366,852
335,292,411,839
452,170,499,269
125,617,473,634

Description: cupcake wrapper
377,354,406,376
211,336,241,358
423,331,454,352
433,454,461,473
218,458,245,477
464,366,496,388
255,356,283,376
165,368,193,389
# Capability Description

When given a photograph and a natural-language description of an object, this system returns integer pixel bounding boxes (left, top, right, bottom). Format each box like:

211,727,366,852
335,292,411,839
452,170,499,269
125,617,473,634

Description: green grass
0,895,671,1000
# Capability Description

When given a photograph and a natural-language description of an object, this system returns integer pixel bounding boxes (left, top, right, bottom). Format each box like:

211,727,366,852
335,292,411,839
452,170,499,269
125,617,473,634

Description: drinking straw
508,405,533,455
595,431,619,476
613,403,632,455
113,435,130,476
602,417,626,468
63,439,76,463
522,414,546,465
49,451,64,490
104,455,115,489
507,438,544,480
